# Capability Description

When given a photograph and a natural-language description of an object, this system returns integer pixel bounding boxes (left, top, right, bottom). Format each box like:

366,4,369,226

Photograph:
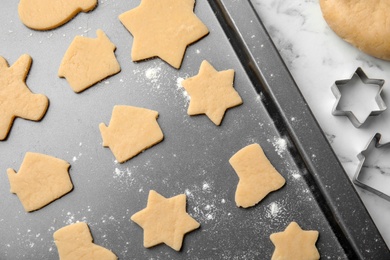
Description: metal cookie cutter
354,133,390,201
331,67,386,127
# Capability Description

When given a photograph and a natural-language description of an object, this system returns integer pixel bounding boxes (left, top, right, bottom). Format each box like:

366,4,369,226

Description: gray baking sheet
0,0,388,259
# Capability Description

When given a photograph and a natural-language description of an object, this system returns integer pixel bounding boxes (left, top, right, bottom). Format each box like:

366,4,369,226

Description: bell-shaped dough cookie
54,222,117,260
18,0,97,30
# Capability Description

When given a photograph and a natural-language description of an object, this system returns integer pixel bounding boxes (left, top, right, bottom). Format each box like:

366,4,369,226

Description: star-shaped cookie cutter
353,133,390,201
331,68,386,127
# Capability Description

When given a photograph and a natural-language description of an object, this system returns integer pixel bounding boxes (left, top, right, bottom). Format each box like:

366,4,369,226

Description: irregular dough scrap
181,60,242,125
131,190,200,251
229,143,285,208
54,222,117,260
7,152,72,212
270,222,320,260
0,54,48,141
320,0,390,60
18,0,97,30
58,29,121,93
119,0,209,69
99,105,164,163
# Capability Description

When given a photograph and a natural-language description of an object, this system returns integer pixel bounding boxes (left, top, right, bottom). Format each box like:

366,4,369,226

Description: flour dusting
145,67,161,83
268,137,287,157
176,77,190,103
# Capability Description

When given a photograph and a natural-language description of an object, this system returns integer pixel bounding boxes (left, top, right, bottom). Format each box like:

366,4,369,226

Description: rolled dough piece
270,221,320,260
131,190,200,251
54,222,117,260
0,54,49,141
229,143,285,208
58,29,121,93
7,152,72,212
320,0,390,60
99,105,164,163
181,60,242,125
119,0,209,69
18,0,97,30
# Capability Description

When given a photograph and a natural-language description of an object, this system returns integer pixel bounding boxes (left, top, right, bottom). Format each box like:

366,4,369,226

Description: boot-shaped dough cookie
229,143,285,208
58,29,121,93
18,0,97,30
7,152,72,212
54,222,117,260
0,54,49,140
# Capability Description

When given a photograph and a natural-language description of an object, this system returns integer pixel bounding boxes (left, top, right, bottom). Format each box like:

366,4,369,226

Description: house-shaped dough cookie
99,105,164,163
7,152,73,212
58,29,121,93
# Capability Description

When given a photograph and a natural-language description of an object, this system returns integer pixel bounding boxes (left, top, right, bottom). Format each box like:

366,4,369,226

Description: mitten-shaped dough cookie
18,0,97,30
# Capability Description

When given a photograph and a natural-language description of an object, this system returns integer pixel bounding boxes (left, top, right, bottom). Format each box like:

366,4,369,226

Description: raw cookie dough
99,105,164,163
270,222,320,260
181,60,242,125
18,0,97,30
54,222,117,260
320,0,390,60
7,152,72,212
131,190,200,251
119,0,209,69
58,29,121,93
0,54,49,141
229,143,285,208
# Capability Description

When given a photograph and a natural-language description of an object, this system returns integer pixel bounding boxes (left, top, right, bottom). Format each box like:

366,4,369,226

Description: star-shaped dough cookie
131,190,200,251
99,106,164,163
229,143,285,208
270,222,320,260
0,54,49,140
181,60,242,125
119,0,209,69
54,222,117,260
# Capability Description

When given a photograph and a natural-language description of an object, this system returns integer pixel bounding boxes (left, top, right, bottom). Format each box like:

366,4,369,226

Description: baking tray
0,0,388,259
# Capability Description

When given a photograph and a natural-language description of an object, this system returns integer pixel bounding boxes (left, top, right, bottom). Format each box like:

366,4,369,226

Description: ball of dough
320,0,390,60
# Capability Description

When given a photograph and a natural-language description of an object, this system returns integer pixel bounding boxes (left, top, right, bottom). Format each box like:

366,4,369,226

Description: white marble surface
251,0,390,248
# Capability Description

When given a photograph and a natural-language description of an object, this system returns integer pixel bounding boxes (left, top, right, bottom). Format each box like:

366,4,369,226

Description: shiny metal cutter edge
353,133,390,201
331,67,387,128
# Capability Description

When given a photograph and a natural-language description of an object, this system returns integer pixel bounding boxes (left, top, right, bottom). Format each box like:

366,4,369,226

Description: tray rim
208,0,390,258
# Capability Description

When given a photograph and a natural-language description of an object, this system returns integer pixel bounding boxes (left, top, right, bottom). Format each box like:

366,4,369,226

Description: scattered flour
72,152,82,162
265,201,285,219
176,77,190,103
145,67,161,83
268,137,287,157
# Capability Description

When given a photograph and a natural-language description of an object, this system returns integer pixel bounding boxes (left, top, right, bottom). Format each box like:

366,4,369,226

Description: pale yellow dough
18,0,97,30
54,222,117,260
7,152,72,212
270,222,320,260
131,190,200,251
181,60,242,125
320,0,390,60
58,29,121,93
0,54,49,141
119,0,209,69
229,143,285,208
99,105,164,163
